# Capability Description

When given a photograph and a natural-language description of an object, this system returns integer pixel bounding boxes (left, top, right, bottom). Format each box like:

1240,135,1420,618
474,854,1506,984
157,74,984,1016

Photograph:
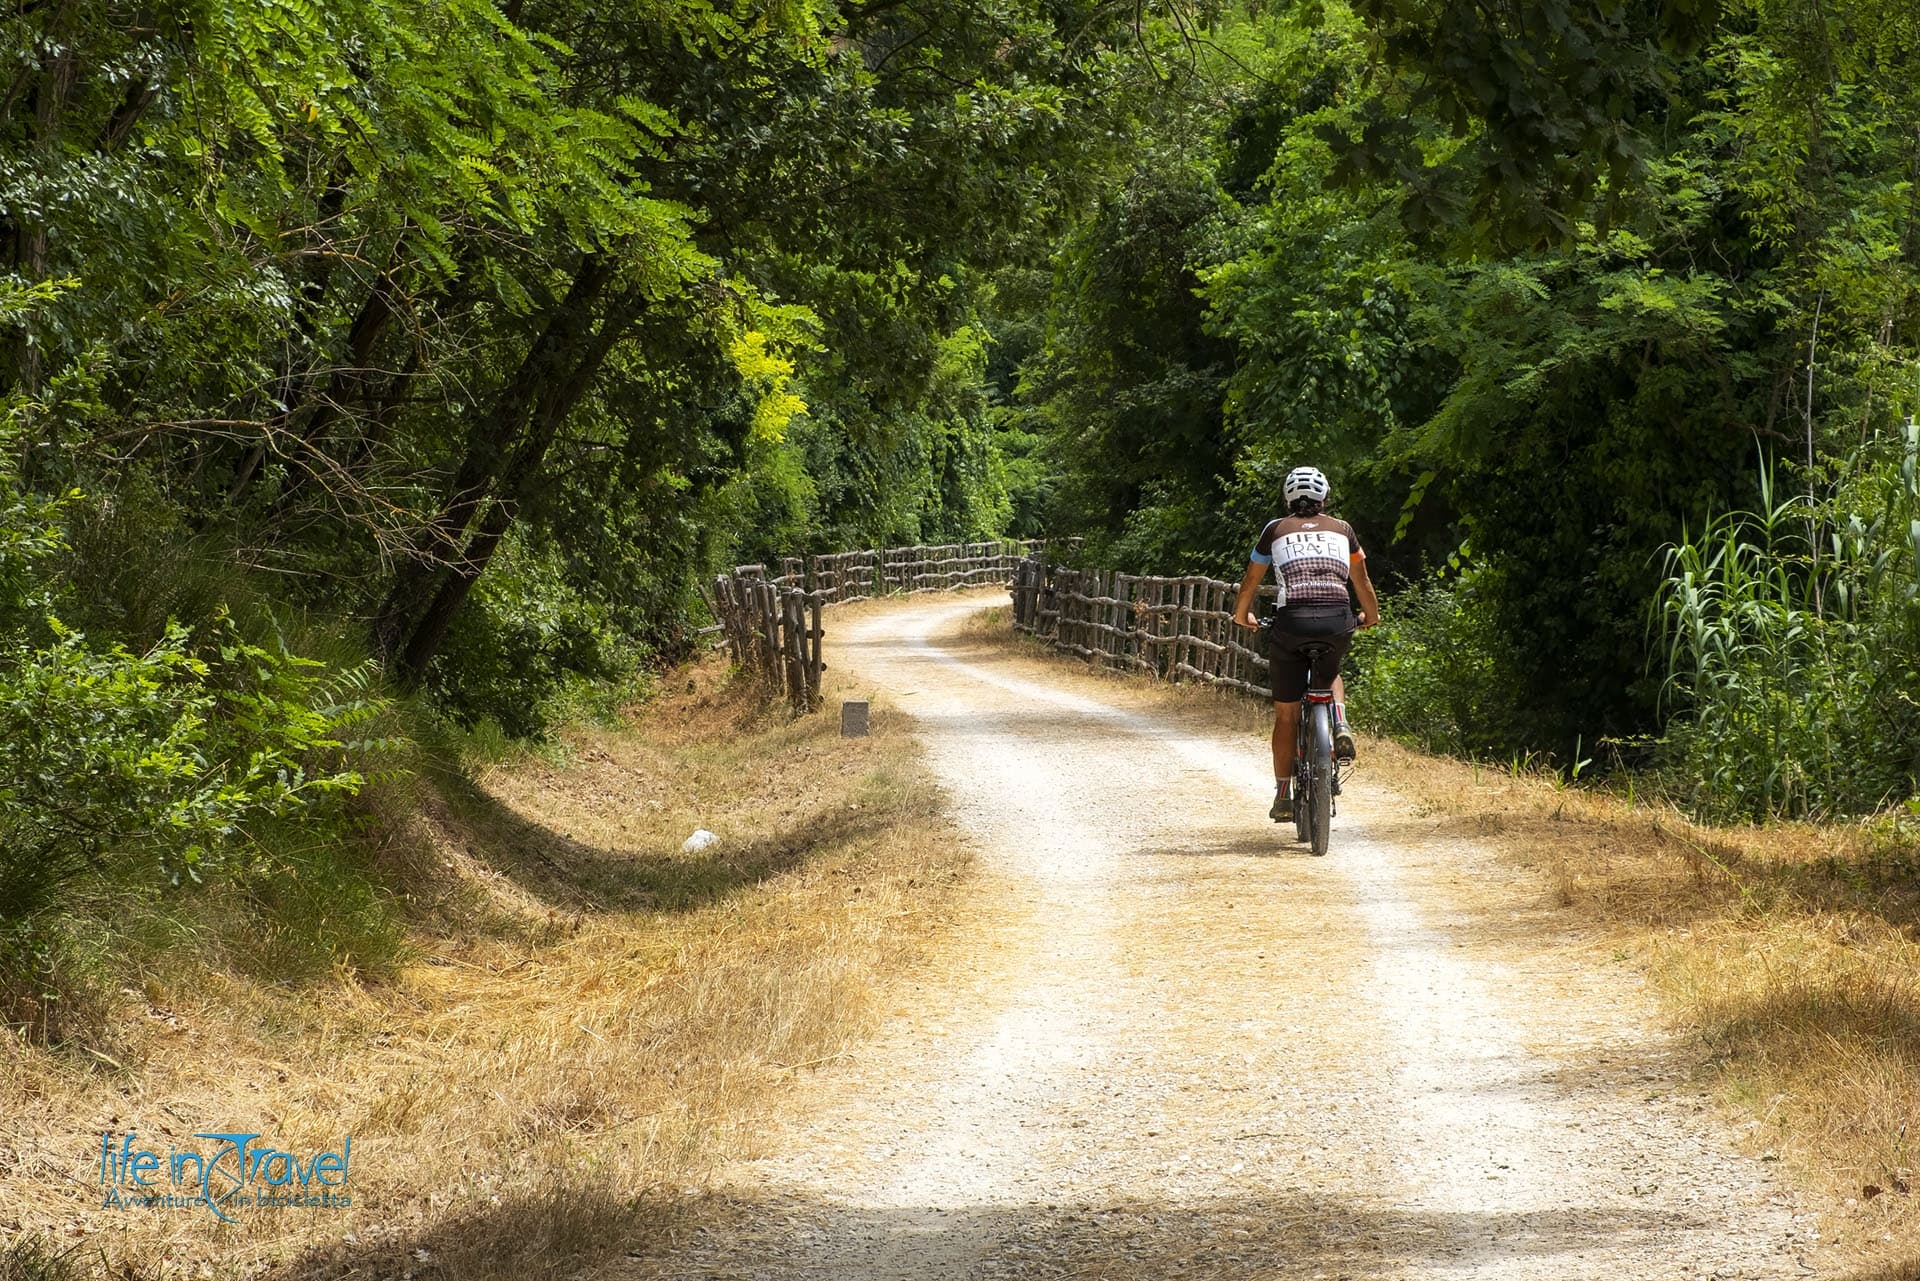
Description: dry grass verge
985,613,1920,1273
0,653,967,1280
1358,742,1920,1238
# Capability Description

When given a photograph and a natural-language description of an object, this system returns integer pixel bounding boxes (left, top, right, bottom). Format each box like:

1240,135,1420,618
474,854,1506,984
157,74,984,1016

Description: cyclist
1230,466,1380,822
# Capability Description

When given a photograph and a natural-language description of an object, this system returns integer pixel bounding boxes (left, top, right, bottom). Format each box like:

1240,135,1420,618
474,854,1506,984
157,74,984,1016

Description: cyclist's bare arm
1351,554,1381,629
1233,561,1266,629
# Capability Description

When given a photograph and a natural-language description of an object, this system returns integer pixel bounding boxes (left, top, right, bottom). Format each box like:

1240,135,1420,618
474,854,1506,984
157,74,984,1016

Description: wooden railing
803,541,1041,603
709,539,1048,710
1008,559,1282,699
708,566,827,712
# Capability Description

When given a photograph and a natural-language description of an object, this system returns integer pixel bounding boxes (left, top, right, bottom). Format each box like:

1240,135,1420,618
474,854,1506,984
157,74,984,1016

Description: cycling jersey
1250,514,1365,607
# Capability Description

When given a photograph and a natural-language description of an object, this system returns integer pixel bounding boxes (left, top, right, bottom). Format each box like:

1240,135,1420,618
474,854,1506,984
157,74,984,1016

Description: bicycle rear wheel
1292,731,1309,843
1309,703,1333,856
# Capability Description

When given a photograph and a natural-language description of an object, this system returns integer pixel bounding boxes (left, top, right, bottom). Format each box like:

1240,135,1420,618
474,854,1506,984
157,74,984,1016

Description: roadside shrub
0,617,388,934
425,532,645,738
1348,567,1521,756
0,393,400,1036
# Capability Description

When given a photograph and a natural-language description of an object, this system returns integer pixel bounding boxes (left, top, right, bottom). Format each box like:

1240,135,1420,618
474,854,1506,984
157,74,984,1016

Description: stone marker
841,699,870,737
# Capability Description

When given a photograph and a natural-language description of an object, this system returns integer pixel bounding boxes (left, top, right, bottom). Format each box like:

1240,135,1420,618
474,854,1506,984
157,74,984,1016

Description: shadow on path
256,1182,1826,1281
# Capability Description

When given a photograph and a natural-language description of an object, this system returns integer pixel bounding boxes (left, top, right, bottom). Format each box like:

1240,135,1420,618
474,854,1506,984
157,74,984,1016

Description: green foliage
0,391,374,927
781,326,1016,552
0,605,385,904
1658,436,1920,820
1021,148,1235,568
1020,9,1457,582
1348,570,1520,757
1338,0,1724,244
425,531,645,739
1020,0,1920,794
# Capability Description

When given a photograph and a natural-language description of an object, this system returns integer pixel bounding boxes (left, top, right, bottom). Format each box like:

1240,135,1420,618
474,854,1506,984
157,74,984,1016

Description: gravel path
604,593,1825,1280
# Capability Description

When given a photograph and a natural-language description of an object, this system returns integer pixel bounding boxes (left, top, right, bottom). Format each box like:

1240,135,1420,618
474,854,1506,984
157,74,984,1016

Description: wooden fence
708,568,826,712
1009,559,1282,700
805,541,1042,603
709,539,1047,710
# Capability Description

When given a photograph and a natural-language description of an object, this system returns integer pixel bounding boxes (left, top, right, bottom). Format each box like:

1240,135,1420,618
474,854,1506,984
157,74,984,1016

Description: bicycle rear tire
1309,703,1333,856
1291,735,1309,843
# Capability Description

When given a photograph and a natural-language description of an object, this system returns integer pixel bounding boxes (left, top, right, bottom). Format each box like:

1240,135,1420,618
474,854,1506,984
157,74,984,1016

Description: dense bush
425,531,646,739
0,618,372,914
0,397,391,1034
1348,570,1521,758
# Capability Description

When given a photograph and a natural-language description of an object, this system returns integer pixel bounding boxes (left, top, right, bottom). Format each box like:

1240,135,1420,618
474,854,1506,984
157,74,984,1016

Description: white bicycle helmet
1283,465,1330,506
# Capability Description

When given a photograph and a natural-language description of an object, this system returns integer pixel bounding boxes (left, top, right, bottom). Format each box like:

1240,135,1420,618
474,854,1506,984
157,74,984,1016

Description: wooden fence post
760,582,780,687
788,591,809,709
807,592,824,706
1206,581,1222,681
1154,578,1170,676
1171,579,1189,681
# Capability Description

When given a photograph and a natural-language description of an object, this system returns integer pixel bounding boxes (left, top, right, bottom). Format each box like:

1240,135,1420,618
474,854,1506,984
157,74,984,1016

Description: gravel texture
601,594,1827,1281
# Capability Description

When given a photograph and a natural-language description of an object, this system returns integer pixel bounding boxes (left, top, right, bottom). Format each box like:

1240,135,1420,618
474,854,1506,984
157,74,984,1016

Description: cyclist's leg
1268,634,1310,820
1272,699,1301,782
1270,699,1301,821
1331,674,1356,762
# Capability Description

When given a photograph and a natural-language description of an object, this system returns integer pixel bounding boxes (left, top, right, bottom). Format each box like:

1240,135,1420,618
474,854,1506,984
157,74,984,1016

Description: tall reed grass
1657,426,1920,821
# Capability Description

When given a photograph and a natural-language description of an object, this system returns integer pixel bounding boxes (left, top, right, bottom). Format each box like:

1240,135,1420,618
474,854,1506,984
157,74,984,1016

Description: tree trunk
389,285,643,682
394,498,517,682
372,254,616,665
98,74,157,152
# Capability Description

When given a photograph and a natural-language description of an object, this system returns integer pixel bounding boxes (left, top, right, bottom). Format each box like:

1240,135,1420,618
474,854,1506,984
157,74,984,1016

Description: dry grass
958,602,1013,637
974,619,1920,1272
1317,739,1920,1268
0,654,969,1280
1360,754,1906,1133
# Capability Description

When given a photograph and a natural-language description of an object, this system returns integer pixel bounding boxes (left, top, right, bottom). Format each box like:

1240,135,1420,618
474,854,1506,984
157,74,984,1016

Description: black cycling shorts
1266,604,1356,703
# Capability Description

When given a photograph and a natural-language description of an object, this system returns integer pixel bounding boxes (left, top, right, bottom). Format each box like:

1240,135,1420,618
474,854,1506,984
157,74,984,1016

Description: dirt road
606,592,1822,1280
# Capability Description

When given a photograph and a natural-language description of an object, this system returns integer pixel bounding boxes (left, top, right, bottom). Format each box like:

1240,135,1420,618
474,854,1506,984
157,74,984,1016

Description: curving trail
604,592,1820,1280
